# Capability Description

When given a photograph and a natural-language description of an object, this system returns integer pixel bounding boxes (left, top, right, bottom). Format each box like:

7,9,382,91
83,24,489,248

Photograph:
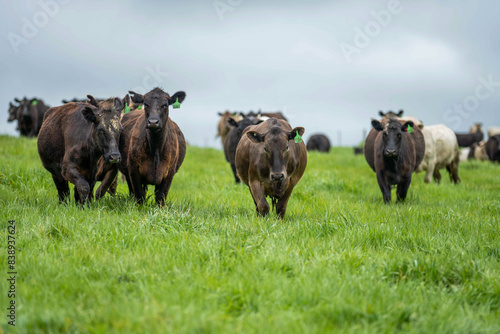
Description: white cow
400,117,460,183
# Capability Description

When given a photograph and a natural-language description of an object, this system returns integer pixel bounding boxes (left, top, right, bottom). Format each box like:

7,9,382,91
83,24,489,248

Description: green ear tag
31,100,38,106
137,104,142,110
294,132,303,143
173,97,181,109
407,125,414,134
124,103,131,113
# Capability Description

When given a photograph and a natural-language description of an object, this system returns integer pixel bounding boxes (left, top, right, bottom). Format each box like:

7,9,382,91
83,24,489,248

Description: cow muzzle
147,118,161,130
107,153,121,164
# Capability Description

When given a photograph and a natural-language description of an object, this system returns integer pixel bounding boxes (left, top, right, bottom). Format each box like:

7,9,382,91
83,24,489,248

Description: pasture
1,134,499,333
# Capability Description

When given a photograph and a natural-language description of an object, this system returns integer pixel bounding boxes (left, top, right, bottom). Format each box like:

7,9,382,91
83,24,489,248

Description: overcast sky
1,0,499,147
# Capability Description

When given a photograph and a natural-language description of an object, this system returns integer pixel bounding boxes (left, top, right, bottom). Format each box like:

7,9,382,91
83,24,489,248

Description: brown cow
235,118,307,219
217,111,243,144
37,96,123,204
116,87,186,206
364,117,425,203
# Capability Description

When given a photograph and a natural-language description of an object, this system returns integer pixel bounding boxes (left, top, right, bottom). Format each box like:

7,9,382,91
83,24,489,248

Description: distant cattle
353,147,363,155
488,126,500,138
114,88,186,206
364,118,425,203
415,124,460,184
223,115,263,183
62,97,105,104
246,111,287,121
485,135,500,163
235,118,307,218
306,134,331,152
469,141,488,161
37,96,123,204
456,126,483,147
217,111,243,145
10,97,49,137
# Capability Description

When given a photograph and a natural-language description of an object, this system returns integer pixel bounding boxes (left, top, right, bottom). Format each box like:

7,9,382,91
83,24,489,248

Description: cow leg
276,187,294,219
433,169,442,184
64,166,91,205
448,154,461,184
51,173,69,203
424,162,434,184
376,172,391,204
95,167,118,200
396,175,412,202
155,171,176,206
129,169,146,204
231,164,240,183
249,181,269,216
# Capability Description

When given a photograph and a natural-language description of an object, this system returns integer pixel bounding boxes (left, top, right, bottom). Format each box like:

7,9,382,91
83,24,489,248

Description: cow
114,87,186,206
455,128,483,147
223,115,263,183
235,118,307,219
7,101,19,123
12,97,49,137
353,147,363,155
217,111,243,145
469,141,488,161
306,134,331,152
485,135,500,163
364,117,425,203
37,96,123,205
414,124,460,184
246,110,287,121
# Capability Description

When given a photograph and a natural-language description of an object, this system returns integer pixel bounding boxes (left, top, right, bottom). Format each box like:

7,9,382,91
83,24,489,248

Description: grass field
1,134,499,333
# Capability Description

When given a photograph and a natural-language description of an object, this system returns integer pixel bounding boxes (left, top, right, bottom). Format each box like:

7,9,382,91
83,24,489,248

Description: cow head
14,97,30,118
128,87,185,132
83,95,124,164
372,118,414,158
247,124,305,196
8,102,19,122
228,115,263,135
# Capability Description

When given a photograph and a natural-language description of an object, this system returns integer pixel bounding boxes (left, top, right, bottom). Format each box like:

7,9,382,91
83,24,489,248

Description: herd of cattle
6,92,500,216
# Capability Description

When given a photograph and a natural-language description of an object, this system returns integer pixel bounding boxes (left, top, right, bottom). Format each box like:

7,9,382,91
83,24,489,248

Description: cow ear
228,118,238,127
62,99,69,104
397,110,404,117
82,106,97,124
247,131,264,143
378,111,385,117
128,91,144,104
114,97,125,112
288,127,305,141
14,98,21,103
371,119,384,131
123,94,131,106
401,121,414,132
86,95,98,107
169,91,186,105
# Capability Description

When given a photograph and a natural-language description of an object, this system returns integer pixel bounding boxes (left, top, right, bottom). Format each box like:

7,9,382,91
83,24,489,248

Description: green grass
1,134,499,333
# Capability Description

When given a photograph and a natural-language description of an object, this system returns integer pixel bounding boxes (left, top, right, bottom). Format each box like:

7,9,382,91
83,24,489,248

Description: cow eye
397,133,402,138
264,147,269,154
162,104,168,108
144,103,150,109
285,145,289,151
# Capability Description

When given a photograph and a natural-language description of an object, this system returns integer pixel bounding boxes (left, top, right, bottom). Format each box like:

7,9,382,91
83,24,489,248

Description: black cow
306,134,331,152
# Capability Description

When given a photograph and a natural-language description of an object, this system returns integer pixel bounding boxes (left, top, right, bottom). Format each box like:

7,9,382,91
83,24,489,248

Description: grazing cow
415,124,460,184
37,96,123,204
223,115,263,183
364,118,425,203
115,87,186,206
469,141,489,161
306,134,331,152
488,126,500,138
217,111,243,145
235,118,307,218
485,135,500,163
